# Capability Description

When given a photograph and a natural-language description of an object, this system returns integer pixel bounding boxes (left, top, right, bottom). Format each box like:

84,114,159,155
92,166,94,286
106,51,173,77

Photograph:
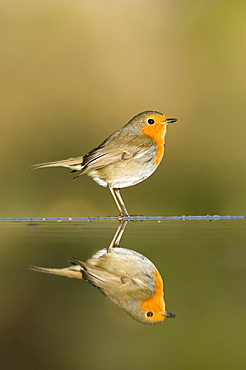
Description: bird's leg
114,188,129,217
107,220,129,252
108,186,123,215
108,186,129,217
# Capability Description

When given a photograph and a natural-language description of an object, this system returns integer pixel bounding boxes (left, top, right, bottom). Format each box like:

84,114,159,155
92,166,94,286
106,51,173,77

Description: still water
1,219,246,370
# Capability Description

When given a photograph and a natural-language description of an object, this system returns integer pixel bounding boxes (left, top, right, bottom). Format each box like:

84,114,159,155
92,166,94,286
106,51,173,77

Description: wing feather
76,134,154,176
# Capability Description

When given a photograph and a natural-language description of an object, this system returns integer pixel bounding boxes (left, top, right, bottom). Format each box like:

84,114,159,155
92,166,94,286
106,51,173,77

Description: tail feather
29,264,83,280
30,156,84,171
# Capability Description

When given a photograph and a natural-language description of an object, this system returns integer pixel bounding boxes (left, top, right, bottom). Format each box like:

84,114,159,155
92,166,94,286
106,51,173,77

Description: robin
30,246,175,325
30,111,177,216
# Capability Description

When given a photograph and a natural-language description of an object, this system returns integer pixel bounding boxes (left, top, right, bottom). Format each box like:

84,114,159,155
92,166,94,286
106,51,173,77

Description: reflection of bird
30,111,176,216
30,247,175,325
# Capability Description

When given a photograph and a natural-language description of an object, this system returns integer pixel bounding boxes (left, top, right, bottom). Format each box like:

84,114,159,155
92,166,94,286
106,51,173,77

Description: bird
30,111,177,216
30,246,175,325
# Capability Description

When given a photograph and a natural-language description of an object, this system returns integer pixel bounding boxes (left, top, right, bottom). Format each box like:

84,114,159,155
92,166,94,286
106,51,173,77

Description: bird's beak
165,118,177,124
163,312,176,318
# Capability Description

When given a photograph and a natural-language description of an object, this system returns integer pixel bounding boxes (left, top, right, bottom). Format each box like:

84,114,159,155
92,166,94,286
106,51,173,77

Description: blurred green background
1,2,246,368
1,0,246,218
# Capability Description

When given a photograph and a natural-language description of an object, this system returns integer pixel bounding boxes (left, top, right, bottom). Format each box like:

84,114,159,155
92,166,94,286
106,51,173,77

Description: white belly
87,158,158,189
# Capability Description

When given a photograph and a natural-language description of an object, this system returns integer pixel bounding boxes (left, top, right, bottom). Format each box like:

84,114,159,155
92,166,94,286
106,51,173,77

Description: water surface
1,219,246,370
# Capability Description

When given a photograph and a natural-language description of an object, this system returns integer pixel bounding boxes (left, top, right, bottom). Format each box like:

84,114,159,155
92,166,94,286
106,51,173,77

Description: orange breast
141,123,167,165
140,269,165,314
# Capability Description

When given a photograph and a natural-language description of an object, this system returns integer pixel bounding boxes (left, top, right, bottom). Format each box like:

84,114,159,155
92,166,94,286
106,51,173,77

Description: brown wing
76,260,153,301
75,132,154,177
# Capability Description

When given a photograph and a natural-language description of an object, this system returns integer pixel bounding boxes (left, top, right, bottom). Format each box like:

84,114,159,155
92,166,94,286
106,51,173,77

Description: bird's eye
146,311,154,317
147,119,155,124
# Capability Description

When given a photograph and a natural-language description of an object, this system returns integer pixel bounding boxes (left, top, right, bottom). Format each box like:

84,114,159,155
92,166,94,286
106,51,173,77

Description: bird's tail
30,156,84,171
29,264,83,280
